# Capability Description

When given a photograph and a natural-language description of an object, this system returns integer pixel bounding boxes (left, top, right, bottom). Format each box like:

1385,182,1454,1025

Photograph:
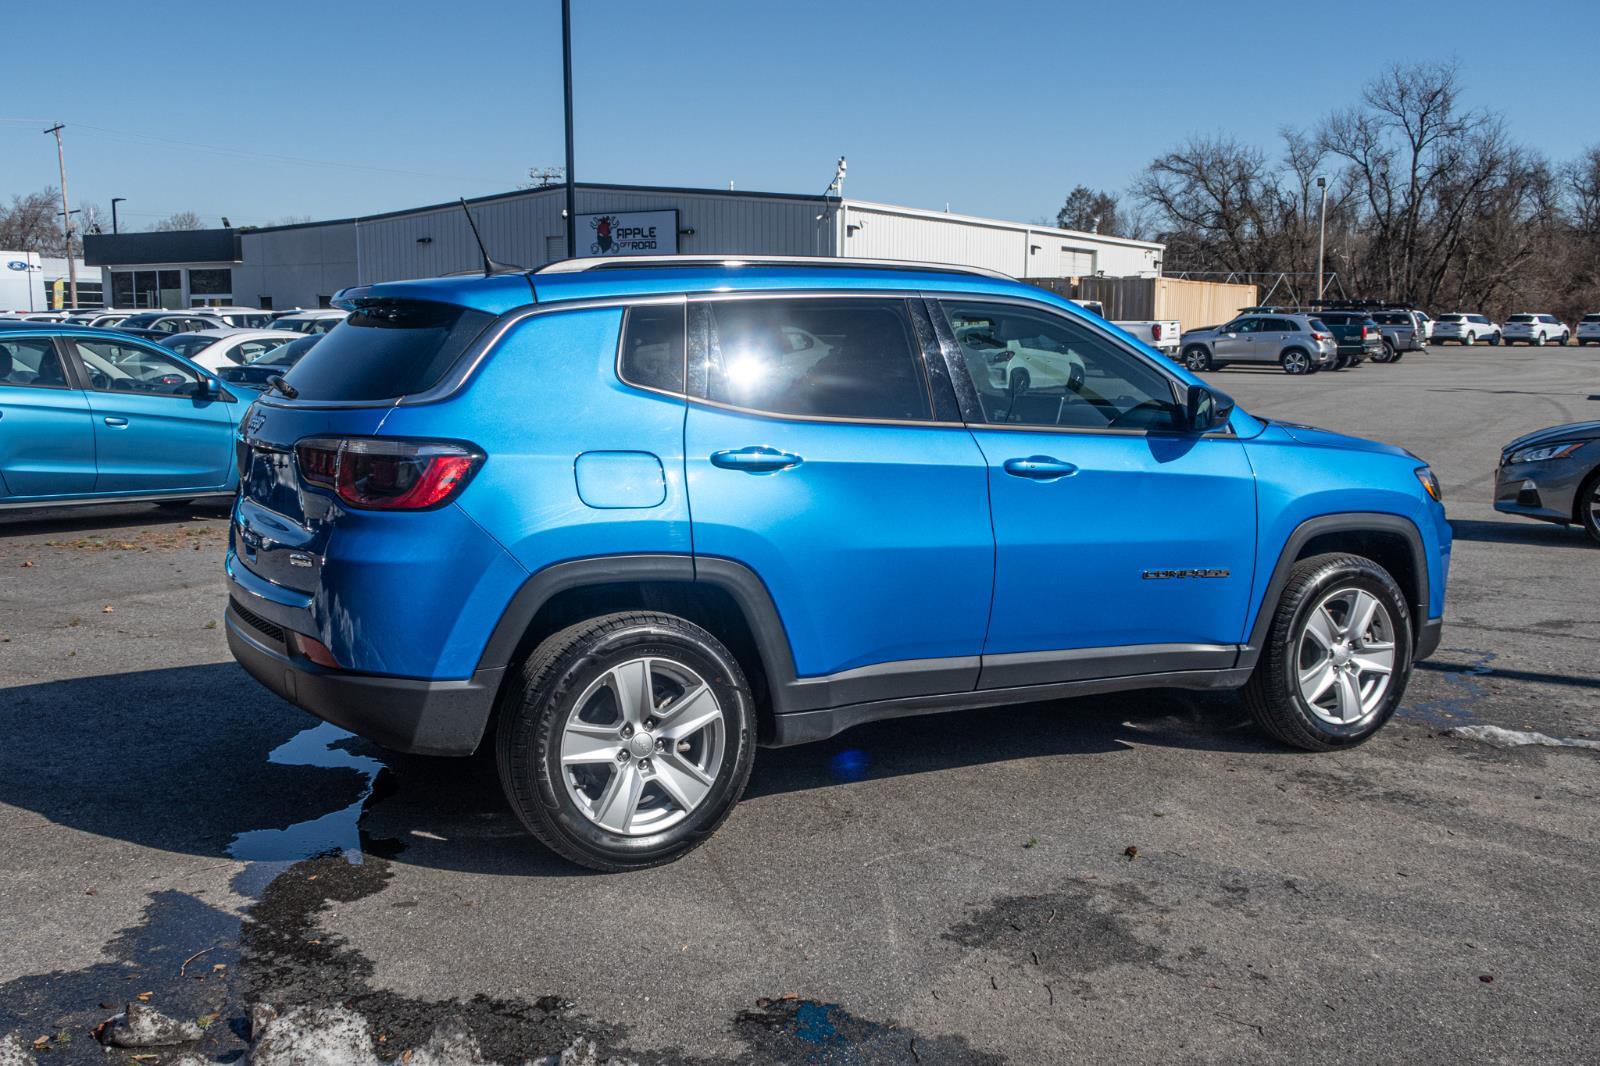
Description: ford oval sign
5,261,29,271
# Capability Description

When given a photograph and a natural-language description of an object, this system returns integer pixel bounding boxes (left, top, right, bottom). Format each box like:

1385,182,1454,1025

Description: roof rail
533,254,1016,282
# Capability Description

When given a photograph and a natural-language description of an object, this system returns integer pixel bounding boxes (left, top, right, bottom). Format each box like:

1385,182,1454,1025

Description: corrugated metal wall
350,187,836,285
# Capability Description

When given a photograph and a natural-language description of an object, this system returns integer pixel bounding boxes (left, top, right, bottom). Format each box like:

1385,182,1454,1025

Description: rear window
281,300,493,402
1583,314,1600,322
1507,315,1534,323
1438,315,1465,322
1372,313,1405,324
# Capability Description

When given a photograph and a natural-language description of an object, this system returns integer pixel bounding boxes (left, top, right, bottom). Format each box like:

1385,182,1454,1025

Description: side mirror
194,375,221,399
1185,384,1234,432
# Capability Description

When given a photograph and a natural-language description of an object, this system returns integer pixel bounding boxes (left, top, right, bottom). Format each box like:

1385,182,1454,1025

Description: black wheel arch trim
1238,512,1433,670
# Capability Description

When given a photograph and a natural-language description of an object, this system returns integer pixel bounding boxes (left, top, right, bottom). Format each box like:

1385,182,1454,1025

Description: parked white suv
1431,313,1501,346
1577,313,1600,346
1501,313,1570,346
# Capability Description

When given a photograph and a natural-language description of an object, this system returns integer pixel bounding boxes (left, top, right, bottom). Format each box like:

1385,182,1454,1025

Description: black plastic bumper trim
227,608,503,757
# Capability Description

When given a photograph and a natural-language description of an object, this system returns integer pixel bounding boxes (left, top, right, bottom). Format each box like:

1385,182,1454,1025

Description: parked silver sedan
1494,420,1600,544
1501,313,1571,346
1431,313,1501,346
1178,313,1336,374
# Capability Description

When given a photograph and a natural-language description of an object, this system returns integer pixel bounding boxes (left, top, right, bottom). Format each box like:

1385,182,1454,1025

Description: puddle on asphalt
227,722,383,865
1400,648,1497,728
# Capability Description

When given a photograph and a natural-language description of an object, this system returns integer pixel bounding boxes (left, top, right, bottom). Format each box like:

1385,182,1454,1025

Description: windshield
159,335,215,357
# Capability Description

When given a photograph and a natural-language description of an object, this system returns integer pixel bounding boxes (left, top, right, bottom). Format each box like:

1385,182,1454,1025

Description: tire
1182,345,1213,372
1381,340,1397,363
1577,470,1600,547
1490,332,1502,346
496,611,757,871
1242,553,1413,751
1391,351,1404,362
1332,353,1349,370
1534,333,1546,347
1464,332,1476,346
1280,348,1312,375
1558,332,1569,346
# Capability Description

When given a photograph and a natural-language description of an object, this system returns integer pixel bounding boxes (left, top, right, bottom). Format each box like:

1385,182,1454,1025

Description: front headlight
1506,442,1584,465
1414,466,1443,502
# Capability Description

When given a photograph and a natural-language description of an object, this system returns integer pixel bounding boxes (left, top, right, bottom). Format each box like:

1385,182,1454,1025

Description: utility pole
1315,176,1328,302
43,124,79,309
112,197,126,234
561,0,577,258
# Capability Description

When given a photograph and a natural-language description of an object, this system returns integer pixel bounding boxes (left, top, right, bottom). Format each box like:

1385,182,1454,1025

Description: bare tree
0,188,66,254
150,211,204,232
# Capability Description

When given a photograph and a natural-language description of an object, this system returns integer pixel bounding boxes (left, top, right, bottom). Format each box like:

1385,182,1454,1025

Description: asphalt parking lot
2,344,1597,1065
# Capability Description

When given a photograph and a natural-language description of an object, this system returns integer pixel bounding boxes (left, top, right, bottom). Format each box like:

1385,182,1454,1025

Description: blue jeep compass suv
226,256,1451,870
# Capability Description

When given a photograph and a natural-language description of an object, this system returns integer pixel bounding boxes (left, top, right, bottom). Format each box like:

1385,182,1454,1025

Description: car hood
1502,420,1600,452
1268,420,1414,459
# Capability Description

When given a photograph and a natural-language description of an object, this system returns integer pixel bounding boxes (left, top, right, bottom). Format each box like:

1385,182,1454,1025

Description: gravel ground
1,343,1597,1064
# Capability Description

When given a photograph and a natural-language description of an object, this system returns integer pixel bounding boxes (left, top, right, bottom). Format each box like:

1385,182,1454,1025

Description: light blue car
0,322,243,510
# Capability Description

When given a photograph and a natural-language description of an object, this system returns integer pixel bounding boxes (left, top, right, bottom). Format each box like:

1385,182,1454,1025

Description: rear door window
0,337,71,389
280,301,493,402
699,298,931,422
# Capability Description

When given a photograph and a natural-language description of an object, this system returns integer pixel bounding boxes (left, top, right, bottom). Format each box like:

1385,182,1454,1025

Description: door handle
1003,455,1078,480
710,446,802,473
103,417,129,428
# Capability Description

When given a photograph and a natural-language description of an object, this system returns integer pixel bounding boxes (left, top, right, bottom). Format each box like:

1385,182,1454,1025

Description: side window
701,298,931,422
0,338,71,389
619,304,686,394
234,340,281,364
940,300,1183,431
1231,318,1261,333
1266,318,1296,332
72,340,202,397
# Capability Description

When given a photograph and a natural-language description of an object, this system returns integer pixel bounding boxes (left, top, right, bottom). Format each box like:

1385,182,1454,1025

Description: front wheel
1243,554,1412,751
1182,345,1213,372
1490,332,1502,346
1558,332,1569,346
496,611,757,871
1578,471,1600,547
1280,348,1312,375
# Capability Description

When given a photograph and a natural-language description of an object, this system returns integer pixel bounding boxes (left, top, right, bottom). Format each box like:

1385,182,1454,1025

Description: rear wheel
1381,340,1397,363
1243,554,1412,751
1464,331,1477,346
1182,345,1212,372
1280,348,1312,375
496,611,757,871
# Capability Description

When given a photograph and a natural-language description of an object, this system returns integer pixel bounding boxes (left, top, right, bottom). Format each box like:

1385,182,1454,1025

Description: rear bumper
226,596,503,756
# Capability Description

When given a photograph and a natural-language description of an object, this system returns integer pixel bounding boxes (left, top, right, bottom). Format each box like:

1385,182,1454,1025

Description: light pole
1315,176,1328,303
112,198,126,234
561,0,577,258
43,123,79,309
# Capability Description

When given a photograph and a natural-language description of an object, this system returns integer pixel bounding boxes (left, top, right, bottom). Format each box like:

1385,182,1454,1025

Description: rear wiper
265,375,298,399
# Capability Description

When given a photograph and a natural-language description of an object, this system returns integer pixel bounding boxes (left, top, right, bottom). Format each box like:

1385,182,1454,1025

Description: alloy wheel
1296,587,1397,727
1283,350,1310,374
559,657,725,836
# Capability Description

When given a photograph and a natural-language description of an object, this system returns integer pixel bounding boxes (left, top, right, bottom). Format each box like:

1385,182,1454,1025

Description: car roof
0,320,166,339
166,328,301,340
333,258,1075,316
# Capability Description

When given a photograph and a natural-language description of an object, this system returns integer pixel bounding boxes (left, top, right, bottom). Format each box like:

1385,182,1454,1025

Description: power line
0,117,512,185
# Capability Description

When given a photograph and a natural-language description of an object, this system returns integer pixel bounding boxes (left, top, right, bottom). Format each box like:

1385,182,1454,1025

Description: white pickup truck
1072,300,1180,358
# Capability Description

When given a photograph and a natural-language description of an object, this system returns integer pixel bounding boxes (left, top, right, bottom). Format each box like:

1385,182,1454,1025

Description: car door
1256,317,1293,363
933,297,1257,688
66,337,236,494
0,334,97,498
683,295,994,693
1213,316,1260,362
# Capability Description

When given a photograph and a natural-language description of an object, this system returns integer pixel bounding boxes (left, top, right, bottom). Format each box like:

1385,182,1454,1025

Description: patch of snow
0,1032,34,1066
1449,725,1600,751
250,1006,380,1066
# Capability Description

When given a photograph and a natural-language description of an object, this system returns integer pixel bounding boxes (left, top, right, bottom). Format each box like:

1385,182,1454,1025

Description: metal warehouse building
84,182,1164,311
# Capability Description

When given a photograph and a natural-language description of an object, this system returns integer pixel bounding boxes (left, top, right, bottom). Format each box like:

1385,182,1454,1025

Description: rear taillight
1151,323,1163,342
295,437,483,511
1312,332,1329,341
1360,326,1370,339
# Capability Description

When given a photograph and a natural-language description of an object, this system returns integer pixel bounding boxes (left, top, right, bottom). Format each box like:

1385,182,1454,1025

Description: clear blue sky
3,0,1595,230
